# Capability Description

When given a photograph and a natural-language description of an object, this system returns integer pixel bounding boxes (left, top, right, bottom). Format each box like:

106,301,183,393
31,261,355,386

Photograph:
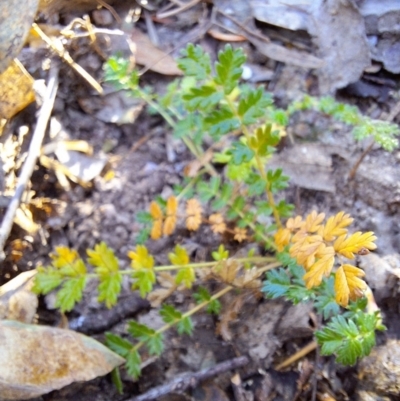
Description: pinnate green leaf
98,272,123,308
193,286,221,315
33,268,63,294
126,349,142,379
177,316,194,335
128,321,164,356
178,43,211,80
55,276,87,312
132,269,156,298
205,107,239,138
214,45,246,94
238,87,272,125
175,267,195,288
105,333,132,357
183,85,222,110
230,141,254,165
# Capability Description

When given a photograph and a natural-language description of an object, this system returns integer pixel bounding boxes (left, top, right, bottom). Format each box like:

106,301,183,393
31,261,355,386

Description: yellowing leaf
128,245,154,270
319,211,353,242
50,246,79,268
151,219,162,240
87,242,119,274
163,215,177,236
274,227,291,251
334,232,377,259
303,211,325,233
285,215,303,231
303,247,335,288
149,201,163,219
175,267,195,288
335,264,366,307
168,245,189,265
166,196,178,216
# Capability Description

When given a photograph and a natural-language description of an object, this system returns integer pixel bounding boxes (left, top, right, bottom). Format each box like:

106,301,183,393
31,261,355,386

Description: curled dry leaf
0,320,124,400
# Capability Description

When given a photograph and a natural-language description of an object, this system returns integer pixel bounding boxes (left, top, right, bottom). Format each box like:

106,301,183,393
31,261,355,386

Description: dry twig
128,356,249,401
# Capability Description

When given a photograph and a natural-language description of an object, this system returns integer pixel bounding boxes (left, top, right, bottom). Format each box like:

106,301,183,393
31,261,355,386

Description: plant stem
224,96,282,228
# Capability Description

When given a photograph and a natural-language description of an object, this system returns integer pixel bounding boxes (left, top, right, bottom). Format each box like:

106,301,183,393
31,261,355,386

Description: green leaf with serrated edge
169,245,189,265
211,245,229,261
173,114,203,142
132,269,156,298
262,268,291,298
177,316,194,335
183,85,223,110
226,162,251,182
247,173,266,196
136,228,150,245
32,268,63,294
314,277,340,319
214,45,246,94
211,183,233,210
136,211,153,224
238,87,272,125
178,43,211,80
55,276,87,312
255,200,273,216
175,267,195,288
128,321,155,339
105,333,132,357
87,242,119,274
147,332,164,356
159,80,180,108
129,322,164,356
275,200,294,217
205,108,240,138
160,304,182,324
227,197,245,219
111,367,123,394
270,108,288,126
126,349,141,379
207,299,222,315
230,141,255,165
267,168,289,192
193,286,211,303
98,272,122,308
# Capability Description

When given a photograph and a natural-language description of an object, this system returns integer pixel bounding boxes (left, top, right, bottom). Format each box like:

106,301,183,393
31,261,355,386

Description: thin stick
0,64,59,262
32,23,103,95
156,0,202,19
275,340,317,371
127,356,249,401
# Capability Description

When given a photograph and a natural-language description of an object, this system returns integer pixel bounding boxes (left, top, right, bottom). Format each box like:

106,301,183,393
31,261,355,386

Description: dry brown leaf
0,320,124,399
233,227,247,243
209,213,226,234
0,59,35,119
216,296,245,342
131,29,183,76
186,199,202,231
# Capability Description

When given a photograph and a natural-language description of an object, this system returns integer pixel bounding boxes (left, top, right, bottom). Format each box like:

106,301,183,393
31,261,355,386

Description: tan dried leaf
233,227,247,243
186,198,202,231
209,213,226,234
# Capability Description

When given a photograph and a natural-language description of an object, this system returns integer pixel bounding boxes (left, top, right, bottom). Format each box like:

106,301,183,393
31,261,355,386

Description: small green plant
34,45,387,389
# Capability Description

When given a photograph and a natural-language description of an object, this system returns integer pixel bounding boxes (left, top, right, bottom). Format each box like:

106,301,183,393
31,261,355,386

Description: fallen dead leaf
0,60,36,119
131,29,183,76
0,320,125,400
